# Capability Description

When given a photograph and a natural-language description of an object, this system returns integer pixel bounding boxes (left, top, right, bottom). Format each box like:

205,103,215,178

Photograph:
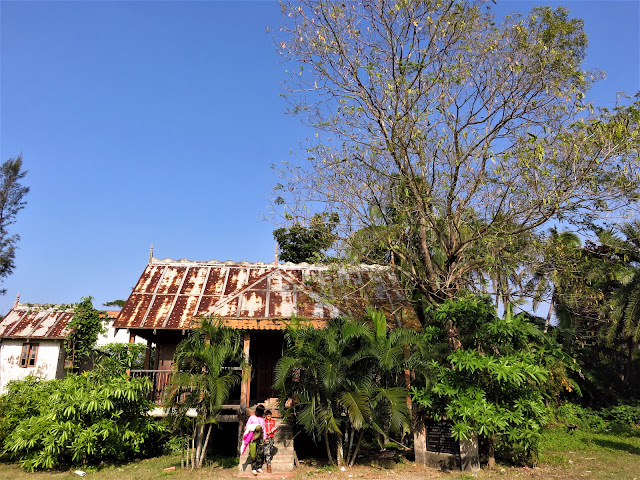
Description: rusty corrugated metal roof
114,259,420,331
0,304,118,340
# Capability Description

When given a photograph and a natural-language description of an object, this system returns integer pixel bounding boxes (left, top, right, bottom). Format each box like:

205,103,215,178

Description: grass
1,426,639,480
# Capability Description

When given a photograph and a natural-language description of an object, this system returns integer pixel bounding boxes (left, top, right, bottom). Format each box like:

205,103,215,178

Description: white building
0,302,120,394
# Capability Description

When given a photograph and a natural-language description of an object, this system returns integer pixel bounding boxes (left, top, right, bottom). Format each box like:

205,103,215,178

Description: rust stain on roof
0,304,117,340
115,259,420,331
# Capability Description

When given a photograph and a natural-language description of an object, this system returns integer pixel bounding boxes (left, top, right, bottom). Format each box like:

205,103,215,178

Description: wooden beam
240,331,251,408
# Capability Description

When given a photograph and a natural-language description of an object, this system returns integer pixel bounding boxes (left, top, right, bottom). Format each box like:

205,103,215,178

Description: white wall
0,339,65,394
95,318,132,346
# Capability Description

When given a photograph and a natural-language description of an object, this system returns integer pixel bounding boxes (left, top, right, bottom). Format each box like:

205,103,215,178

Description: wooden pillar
240,331,251,408
143,339,152,370
126,331,136,376
154,343,160,372
238,331,252,456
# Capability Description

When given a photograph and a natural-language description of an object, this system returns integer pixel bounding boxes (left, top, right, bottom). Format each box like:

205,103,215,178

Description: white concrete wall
95,318,131,346
0,339,65,394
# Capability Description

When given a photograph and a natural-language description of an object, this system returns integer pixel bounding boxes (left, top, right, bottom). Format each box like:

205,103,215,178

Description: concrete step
238,422,295,473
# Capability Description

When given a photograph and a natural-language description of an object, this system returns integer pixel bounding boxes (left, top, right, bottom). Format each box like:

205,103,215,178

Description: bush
0,376,59,445
553,403,606,430
601,402,640,426
2,370,164,471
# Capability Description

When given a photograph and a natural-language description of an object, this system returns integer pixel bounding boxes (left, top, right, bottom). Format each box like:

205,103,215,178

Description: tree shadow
589,438,640,455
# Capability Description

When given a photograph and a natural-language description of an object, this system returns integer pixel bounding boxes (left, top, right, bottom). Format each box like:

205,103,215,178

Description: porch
129,330,284,419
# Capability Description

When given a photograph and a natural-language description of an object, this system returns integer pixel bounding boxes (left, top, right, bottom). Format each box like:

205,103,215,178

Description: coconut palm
525,228,583,332
164,318,245,468
601,220,640,384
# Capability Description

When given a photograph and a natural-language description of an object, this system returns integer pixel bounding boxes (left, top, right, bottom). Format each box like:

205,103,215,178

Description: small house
0,301,121,394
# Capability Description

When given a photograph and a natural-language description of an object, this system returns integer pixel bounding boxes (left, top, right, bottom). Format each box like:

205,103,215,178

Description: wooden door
251,332,283,402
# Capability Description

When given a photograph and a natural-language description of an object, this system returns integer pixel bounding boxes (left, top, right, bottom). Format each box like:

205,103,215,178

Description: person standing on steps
264,409,278,473
242,405,266,474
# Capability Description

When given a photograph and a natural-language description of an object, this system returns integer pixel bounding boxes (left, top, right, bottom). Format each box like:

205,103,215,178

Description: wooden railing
131,369,173,403
130,368,243,404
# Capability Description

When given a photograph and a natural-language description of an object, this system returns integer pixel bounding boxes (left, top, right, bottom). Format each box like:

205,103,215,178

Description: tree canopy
272,0,640,306
0,155,29,294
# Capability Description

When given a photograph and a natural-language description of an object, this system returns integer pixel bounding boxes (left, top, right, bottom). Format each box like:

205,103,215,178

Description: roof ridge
149,257,392,271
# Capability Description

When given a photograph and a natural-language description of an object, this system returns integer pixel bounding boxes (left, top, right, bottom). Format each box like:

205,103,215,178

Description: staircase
238,399,296,474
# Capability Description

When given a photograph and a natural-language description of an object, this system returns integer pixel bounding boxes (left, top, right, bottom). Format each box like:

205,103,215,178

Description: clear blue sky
1,0,638,314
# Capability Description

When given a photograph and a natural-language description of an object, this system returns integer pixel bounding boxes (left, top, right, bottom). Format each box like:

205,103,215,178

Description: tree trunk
346,425,354,467
197,424,212,468
191,433,196,469
348,430,364,467
487,435,495,468
544,292,555,333
447,319,462,351
336,431,344,466
195,425,203,468
324,432,334,465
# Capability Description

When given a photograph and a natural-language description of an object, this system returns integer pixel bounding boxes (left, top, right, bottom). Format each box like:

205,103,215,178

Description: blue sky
0,0,638,314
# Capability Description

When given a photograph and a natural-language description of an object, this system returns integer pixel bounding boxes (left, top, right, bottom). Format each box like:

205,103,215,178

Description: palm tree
525,228,582,332
274,311,418,466
164,318,245,468
601,220,640,384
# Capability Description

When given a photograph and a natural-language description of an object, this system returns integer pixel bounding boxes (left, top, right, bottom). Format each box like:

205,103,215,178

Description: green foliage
274,0,640,307
601,402,640,426
0,376,59,447
273,212,339,263
1,368,162,471
164,318,245,469
412,297,575,464
103,299,126,308
548,221,640,403
0,155,29,294
97,343,148,375
275,310,420,466
65,297,107,367
553,403,606,430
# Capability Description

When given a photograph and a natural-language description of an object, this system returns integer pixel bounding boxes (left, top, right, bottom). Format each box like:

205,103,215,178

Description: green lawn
1,426,638,480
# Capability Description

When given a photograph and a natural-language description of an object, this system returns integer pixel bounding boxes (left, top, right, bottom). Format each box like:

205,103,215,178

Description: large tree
0,155,29,294
272,0,640,309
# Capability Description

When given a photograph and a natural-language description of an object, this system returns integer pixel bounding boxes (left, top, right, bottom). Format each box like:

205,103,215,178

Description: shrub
553,403,606,430
2,370,164,471
601,402,640,426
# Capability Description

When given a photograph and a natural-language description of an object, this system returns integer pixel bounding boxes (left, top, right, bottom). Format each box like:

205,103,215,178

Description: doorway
249,331,284,404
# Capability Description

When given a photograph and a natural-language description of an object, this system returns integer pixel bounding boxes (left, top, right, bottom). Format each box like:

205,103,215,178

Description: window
19,343,38,368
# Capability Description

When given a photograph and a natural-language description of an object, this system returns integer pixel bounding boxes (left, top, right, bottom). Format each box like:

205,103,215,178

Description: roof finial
149,244,154,264
14,292,20,308
275,244,279,265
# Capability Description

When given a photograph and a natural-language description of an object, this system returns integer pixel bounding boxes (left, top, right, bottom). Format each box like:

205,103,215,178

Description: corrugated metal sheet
0,305,118,340
115,259,421,331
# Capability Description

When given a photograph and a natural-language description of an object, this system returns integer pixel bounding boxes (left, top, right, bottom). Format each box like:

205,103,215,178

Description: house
113,256,420,471
0,300,121,394
113,256,420,405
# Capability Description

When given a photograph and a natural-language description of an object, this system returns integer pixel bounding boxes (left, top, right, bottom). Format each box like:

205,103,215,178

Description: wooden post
126,331,136,376
238,331,252,456
240,331,251,408
143,339,152,370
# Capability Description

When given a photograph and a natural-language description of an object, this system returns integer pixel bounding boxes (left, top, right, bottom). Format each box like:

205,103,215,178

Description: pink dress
241,414,266,454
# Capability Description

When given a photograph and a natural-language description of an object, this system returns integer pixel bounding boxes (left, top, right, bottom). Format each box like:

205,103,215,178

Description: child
264,410,278,473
